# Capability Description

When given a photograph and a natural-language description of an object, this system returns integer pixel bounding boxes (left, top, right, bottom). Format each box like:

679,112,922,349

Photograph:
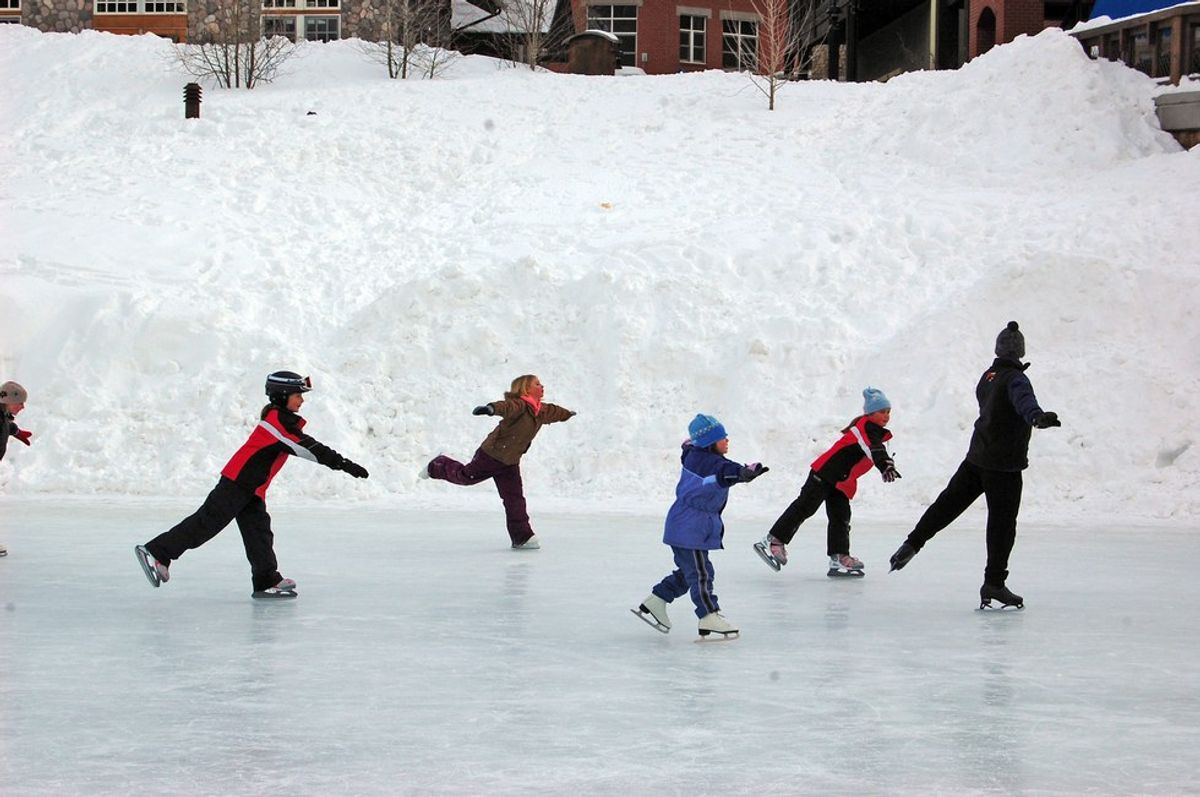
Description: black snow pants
905,460,1023,587
146,477,282,592
766,471,853,556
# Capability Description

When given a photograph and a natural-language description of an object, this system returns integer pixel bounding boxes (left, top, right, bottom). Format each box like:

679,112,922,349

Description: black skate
252,587,298,600
889,542,916,572
253,579,298,600
979,583,1023,610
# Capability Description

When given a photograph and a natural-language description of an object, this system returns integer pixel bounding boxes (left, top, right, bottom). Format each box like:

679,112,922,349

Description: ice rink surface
1,499,1198,796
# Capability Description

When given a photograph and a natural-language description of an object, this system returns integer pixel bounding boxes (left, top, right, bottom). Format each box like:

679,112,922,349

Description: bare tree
497,0,572,71
738,0,823,110
174,0,296,89
360,0,456,79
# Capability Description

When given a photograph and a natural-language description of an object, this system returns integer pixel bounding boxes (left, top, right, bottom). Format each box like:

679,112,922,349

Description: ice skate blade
978,600,1023,611
827,568,865,578
695,630,739,642
630,607,670,634
752,542,782,571
133,545,161,588
252,589,298,601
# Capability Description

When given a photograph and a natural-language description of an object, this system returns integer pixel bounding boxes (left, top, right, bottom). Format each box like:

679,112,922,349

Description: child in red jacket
754,387,900,577
135,371,369,599
1,380,33,557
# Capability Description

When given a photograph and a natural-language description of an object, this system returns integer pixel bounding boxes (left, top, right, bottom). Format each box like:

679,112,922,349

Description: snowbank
2,27,1198,523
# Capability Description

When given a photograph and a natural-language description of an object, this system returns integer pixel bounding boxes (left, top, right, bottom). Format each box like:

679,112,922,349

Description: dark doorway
938,0,967,69
976,6,997,56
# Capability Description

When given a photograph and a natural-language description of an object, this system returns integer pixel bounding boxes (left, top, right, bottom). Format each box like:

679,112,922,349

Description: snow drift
2,26,1198,523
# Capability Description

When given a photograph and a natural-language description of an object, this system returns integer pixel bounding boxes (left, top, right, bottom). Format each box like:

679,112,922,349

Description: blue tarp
1090,0,1187,19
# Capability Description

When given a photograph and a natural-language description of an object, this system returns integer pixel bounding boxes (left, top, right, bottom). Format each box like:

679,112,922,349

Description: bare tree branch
173,0,296,89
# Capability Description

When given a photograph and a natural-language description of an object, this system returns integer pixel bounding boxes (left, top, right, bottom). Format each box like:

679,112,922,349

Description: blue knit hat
863,387,891,415
688,414,727,448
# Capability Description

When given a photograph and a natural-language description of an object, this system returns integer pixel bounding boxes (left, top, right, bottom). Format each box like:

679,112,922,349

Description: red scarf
521,395,541,415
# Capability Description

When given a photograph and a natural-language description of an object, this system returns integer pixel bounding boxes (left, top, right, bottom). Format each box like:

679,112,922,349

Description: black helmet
265,371,312,405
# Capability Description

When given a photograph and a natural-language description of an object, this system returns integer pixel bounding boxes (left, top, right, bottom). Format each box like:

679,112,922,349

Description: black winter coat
966,358,1045,472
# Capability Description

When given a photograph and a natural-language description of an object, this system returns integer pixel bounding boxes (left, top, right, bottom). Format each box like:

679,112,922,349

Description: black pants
146,477,282,593
766,471,852,556
906,460,1023,587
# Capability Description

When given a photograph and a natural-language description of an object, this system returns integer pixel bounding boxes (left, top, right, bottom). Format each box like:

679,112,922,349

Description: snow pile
2,26,1198,523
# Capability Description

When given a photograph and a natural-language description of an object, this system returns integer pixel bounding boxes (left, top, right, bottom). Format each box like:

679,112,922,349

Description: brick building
0,0,456,44
968,0,1094,58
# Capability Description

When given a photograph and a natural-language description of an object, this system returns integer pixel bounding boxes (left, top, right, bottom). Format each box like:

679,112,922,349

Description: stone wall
24,0,91,33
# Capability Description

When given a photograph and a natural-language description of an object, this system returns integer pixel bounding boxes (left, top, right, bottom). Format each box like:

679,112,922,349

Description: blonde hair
504,374,539,400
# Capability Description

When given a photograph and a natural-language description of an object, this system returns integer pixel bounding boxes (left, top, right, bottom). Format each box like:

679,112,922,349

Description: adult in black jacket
889,322,1060,608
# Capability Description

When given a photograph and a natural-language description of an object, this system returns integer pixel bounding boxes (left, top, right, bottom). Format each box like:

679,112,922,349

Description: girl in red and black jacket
134,371,369,599
754,387,900,577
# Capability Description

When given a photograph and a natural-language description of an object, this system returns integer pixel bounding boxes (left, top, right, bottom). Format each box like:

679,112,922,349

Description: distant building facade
1071,0,1200,84
0,0,454,44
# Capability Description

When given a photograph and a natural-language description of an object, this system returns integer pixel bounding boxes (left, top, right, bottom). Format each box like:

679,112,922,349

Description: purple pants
427,448,534,545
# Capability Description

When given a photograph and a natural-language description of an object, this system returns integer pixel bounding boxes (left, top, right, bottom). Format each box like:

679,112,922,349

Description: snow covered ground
3,24,1200,795
2,26,1199,523
2,500,1198,795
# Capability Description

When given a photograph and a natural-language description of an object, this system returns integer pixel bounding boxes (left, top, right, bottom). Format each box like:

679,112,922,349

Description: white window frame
587,4,638,68
261,13,340,41
263,0,338,7
0,0,20,11
262,14,298,39
301,14,339,41
95,0,185,13
679,13,706,65
721,14,757,71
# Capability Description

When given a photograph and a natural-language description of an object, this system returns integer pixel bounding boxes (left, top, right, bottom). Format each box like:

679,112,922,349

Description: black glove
472,405,495,416
738,463,769,482
881,459,901,482
341,460,369,479
1033,411,1060,429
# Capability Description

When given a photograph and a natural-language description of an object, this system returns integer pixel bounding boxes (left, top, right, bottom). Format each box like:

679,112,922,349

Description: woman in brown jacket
420,374,575,549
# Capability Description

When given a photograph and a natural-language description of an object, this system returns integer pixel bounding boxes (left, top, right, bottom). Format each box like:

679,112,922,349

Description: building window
260,14,339,41
262,15,297,39
587,5,637,67
1191,24,1200,74
1155,25,1172,77
263,0,298,7
722,18,757,70
0,0,19,10
96,0,184,11
1132,30,1151,75
303,15,338,41
1103,34,1120,61
680,14,705,64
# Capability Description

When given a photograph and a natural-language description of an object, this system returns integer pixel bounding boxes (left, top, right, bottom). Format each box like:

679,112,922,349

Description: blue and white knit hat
862,387,891,415
688,414,727,448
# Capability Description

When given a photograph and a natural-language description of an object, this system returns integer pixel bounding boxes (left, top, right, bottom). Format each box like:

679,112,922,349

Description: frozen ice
1,499,1197,794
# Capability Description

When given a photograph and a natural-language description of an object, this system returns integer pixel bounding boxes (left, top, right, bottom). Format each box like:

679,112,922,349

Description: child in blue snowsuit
632,414,768,638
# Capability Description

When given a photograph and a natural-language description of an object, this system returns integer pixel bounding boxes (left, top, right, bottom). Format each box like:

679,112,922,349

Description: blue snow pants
652,546,719,619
